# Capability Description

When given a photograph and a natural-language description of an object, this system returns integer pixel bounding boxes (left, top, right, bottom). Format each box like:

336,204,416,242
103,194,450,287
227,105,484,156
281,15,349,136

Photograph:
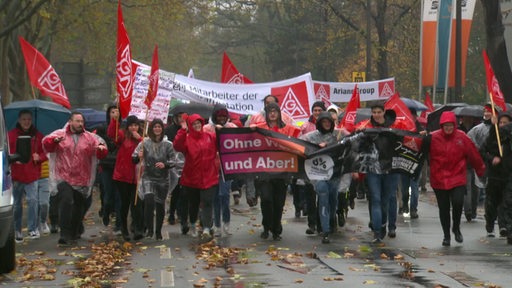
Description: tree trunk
481,0,512,104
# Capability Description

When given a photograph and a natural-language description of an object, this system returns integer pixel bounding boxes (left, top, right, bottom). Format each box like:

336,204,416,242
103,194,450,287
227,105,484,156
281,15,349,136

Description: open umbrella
426,103,467,132
400,97,428,111
452,105,484,118
4,99,71,135
75,108,106,130
168,102,214,120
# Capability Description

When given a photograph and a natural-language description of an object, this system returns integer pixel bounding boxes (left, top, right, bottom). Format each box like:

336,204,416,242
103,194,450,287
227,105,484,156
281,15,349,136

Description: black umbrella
452,105,484,118
400,97,428,111
426,103,467,132
168,102,214,120
355,108,371,124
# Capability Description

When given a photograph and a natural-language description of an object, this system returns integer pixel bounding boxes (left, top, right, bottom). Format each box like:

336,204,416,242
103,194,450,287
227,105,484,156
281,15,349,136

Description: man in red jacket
423,111,485,247
8,110,47,243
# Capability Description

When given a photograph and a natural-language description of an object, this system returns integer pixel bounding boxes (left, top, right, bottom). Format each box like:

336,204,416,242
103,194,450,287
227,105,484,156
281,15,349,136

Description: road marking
160,247,172,259
161,269,174,287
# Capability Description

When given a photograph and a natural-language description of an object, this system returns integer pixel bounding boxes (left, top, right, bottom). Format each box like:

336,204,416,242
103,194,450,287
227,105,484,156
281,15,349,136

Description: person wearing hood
132,118,177,241
203,104,237,237
482,112,512,238
174,114,219,241
164,112,186,225
465,104,497,221
294,101,326,234
95,104,122,234
43,112,108,246
108,115,144,241
253,103,299,241
300,112,344,244
8,110,48,243
422,111,485,246
356,103,402,243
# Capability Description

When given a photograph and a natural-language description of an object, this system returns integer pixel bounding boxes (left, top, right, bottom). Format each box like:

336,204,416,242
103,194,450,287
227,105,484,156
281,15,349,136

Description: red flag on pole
338,84,361,133
144,45,159,109
384,93,416,132
221,52,253,84
18,37,70,108
483,50,507,111
420,91,435,119
117,0,134,119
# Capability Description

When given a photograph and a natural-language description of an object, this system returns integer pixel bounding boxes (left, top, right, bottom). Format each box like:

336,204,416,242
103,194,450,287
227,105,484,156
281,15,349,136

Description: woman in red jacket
423,111,485,246
108,115,143,241
174,114,219,241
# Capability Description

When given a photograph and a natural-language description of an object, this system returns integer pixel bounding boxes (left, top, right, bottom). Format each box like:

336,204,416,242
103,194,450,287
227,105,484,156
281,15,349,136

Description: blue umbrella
74,108,106,130
4,99,71,135
400,97,428,111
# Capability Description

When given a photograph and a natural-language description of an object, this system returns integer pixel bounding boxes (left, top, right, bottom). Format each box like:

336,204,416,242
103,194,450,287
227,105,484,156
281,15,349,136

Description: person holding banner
356,104,402,243
422,111,485,247
132,119,177,241
174,114,219,241
203,104,238,237
300,111,343,244
297,101,326,234
108,115,144,241
253,102,300,241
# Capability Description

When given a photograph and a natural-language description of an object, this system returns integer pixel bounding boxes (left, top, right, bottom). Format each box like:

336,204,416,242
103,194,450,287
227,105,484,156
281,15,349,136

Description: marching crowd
9,97,512,247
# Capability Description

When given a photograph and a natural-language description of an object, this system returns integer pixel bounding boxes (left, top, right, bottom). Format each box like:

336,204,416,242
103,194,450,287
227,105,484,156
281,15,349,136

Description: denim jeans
38,178,50,224
367,172,399,237
214,176,231,228
100,167,121,230
13,181,39,232
314,178,340,234
401,174,419,212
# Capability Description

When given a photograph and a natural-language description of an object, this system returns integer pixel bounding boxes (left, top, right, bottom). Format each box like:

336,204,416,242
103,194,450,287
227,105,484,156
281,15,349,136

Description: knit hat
311,101,326,112
126,115,139,126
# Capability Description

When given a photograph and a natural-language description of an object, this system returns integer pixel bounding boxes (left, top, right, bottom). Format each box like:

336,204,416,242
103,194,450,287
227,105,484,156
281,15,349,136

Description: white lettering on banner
223,138,262,149
131,60,316,123
314,78,395,102
255,157,295,169
225,158,253,170
304,156,334,181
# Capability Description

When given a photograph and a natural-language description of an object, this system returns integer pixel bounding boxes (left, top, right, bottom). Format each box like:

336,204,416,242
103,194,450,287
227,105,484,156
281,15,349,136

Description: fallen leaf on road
363,280,377,284
327,251,342,258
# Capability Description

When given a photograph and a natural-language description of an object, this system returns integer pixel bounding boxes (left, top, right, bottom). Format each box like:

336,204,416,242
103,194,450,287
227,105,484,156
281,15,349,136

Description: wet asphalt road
1,186,511,288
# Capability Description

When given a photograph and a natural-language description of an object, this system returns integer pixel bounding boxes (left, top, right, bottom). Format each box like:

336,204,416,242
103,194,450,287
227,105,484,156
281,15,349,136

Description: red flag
420,91,434,119
384,93,416,132
144,45,159,109
117,0,134,119
338,84,360,133
483,50,507,111
18,37,70,108
221,52,253,84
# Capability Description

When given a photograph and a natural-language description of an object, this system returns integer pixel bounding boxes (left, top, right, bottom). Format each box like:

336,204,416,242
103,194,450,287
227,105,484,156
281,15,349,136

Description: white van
0,103,30,273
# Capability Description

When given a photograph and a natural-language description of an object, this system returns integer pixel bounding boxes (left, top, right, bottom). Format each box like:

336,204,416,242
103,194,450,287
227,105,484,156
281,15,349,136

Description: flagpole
489,93,503,157
418,0,424,101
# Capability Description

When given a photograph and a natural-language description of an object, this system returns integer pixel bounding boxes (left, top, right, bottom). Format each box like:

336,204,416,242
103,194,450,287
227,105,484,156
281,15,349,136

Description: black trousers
57,182,87,241
434,186,465,240
259,179,287,236
115,181,144,237
180,187,200,228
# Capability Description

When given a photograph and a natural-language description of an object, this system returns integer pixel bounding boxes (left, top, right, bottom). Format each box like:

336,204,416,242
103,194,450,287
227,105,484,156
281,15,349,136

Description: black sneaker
453,230,463,243
500,228,507,237
58,238,74,247
155,232,163,241
337,212,345,227
442,238,450,246
181,225,189,235
321,233,330,244
50,224,59,234
410,210,419,219
272,234,282,241
260,230,269,239
388,229,396,238
305,227,316,235
133,234,144,241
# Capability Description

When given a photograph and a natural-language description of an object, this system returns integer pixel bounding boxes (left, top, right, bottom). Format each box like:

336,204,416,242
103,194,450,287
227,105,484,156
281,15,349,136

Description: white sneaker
40,223,50,235
223,223,232,235
214,227,222,237
15,231,24,243
28,230,40,239
190,226,198,237
201,228,213,241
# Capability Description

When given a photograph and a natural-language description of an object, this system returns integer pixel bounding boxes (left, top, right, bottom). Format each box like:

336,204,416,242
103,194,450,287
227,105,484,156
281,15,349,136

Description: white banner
131,60,317,123
313,78,395,104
